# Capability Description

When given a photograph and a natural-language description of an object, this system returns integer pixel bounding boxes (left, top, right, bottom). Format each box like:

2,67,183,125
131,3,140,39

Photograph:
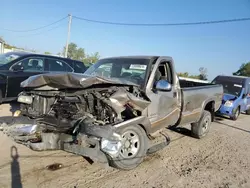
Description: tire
246,108,250,115
191,110,212,139
230,107,240,121
108,125,148,170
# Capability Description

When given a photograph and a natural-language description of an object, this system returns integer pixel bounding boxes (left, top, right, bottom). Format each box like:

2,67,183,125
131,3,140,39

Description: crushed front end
3,73,151,164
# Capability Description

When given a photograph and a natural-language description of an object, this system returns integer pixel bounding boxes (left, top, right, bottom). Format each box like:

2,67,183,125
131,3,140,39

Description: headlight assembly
224,100,233,107
17,95,33,104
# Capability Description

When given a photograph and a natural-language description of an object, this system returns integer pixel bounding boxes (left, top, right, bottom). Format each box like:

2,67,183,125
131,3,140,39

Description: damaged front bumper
0,116,123,164
29,132,111,164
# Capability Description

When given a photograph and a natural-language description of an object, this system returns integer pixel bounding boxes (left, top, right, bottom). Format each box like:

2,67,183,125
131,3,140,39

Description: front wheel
191,110,212,139
230,107,240,121
108,125,148,170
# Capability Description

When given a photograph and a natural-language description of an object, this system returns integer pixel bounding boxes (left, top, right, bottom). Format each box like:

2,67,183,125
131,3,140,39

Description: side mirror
12,65,24,72
155,80,172,91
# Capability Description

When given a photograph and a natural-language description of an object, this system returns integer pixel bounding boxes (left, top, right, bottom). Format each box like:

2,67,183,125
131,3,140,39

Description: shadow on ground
8,102,20,116
168,126,192,137
10,146,22,188
215,120,250,134
215,115,231,121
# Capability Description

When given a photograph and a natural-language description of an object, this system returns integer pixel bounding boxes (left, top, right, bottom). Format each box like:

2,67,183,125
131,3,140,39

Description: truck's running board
147,129,170,154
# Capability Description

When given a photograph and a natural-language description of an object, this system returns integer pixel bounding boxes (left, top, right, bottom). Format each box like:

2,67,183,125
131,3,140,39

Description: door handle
173,92,177,98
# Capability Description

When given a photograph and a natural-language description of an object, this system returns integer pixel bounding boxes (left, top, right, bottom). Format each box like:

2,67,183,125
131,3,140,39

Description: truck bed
178,80,223,125
179,79,212,88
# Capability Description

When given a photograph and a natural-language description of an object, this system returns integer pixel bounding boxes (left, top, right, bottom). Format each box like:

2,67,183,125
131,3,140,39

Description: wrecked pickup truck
4,56,223,170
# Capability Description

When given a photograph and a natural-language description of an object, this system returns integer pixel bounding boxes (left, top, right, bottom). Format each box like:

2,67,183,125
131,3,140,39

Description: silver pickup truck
5,56,223,170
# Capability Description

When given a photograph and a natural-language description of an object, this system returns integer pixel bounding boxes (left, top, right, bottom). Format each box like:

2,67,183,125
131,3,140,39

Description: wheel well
138,124,148,134
204,101,215,121
138,124,153,141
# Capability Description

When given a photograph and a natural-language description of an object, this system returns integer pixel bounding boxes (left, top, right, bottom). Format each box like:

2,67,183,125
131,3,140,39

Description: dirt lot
0,103,250,188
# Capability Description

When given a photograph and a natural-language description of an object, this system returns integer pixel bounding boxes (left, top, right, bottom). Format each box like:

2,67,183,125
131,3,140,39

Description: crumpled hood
223,93,237,101
20,72,139,89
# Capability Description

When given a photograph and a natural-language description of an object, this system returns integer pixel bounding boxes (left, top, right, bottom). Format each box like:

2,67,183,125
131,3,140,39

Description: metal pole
65,14,72,58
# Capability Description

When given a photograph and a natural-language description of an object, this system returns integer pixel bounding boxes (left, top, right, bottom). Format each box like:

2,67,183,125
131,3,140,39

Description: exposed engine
19,85,149,133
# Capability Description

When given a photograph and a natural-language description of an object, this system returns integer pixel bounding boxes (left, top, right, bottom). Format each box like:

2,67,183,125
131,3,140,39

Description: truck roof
100,56,174,61
213,75,249,85
101,56,158,59
215,75,249,80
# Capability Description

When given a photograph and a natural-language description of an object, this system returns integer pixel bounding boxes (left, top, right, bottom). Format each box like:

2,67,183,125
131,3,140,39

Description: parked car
5,56,223,170
212,75,250,120
0,52,88,102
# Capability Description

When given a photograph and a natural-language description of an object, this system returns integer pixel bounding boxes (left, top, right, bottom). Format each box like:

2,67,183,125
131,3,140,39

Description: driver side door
146,57,181,131
7,57,45,98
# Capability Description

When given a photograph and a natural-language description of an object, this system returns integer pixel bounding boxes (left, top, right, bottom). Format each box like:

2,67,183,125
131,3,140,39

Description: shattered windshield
212,78,243,97
0,52,22,65
84,58,149,86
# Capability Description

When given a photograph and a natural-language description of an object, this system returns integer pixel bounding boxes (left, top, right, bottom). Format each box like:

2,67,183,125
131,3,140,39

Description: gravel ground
0,103,250,188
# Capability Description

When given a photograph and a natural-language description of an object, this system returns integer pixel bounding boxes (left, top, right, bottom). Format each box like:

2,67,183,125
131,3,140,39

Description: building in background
0,38,4,54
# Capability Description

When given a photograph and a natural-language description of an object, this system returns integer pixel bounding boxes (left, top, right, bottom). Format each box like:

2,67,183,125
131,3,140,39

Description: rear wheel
108,125,148,170
191,110,212,139
231,107,240,121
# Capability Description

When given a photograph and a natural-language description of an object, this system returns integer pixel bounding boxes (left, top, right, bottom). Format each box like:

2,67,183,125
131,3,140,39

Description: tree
198,67,208,80
178,67,208,80
178,72,200,79
44,51,51,55
84,52,100,65
63,43,85,61
177,72,190,78
233,62,250,77
62,42,100,65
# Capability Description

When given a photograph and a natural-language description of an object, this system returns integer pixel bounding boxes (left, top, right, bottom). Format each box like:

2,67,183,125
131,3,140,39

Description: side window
89,63,112,77
47,58,73,72
12,57,45,72
154,62,172,83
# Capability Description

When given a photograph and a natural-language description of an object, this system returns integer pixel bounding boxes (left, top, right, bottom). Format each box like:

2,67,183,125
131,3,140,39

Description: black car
0,52,88,102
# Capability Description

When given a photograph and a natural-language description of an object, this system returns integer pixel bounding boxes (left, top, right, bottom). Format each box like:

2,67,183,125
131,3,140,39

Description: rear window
212,76,245,96
73,61,87,73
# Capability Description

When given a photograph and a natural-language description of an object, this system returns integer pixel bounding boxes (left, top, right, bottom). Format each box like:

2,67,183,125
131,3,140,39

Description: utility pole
65,14,72,58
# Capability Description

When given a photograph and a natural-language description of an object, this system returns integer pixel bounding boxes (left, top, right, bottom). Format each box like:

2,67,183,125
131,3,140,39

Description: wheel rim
120,130,140,159
202,116,210,133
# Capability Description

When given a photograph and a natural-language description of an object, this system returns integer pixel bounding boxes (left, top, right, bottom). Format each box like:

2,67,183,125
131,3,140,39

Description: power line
17,22,66,37
0,15,68,32
73,16,250,26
